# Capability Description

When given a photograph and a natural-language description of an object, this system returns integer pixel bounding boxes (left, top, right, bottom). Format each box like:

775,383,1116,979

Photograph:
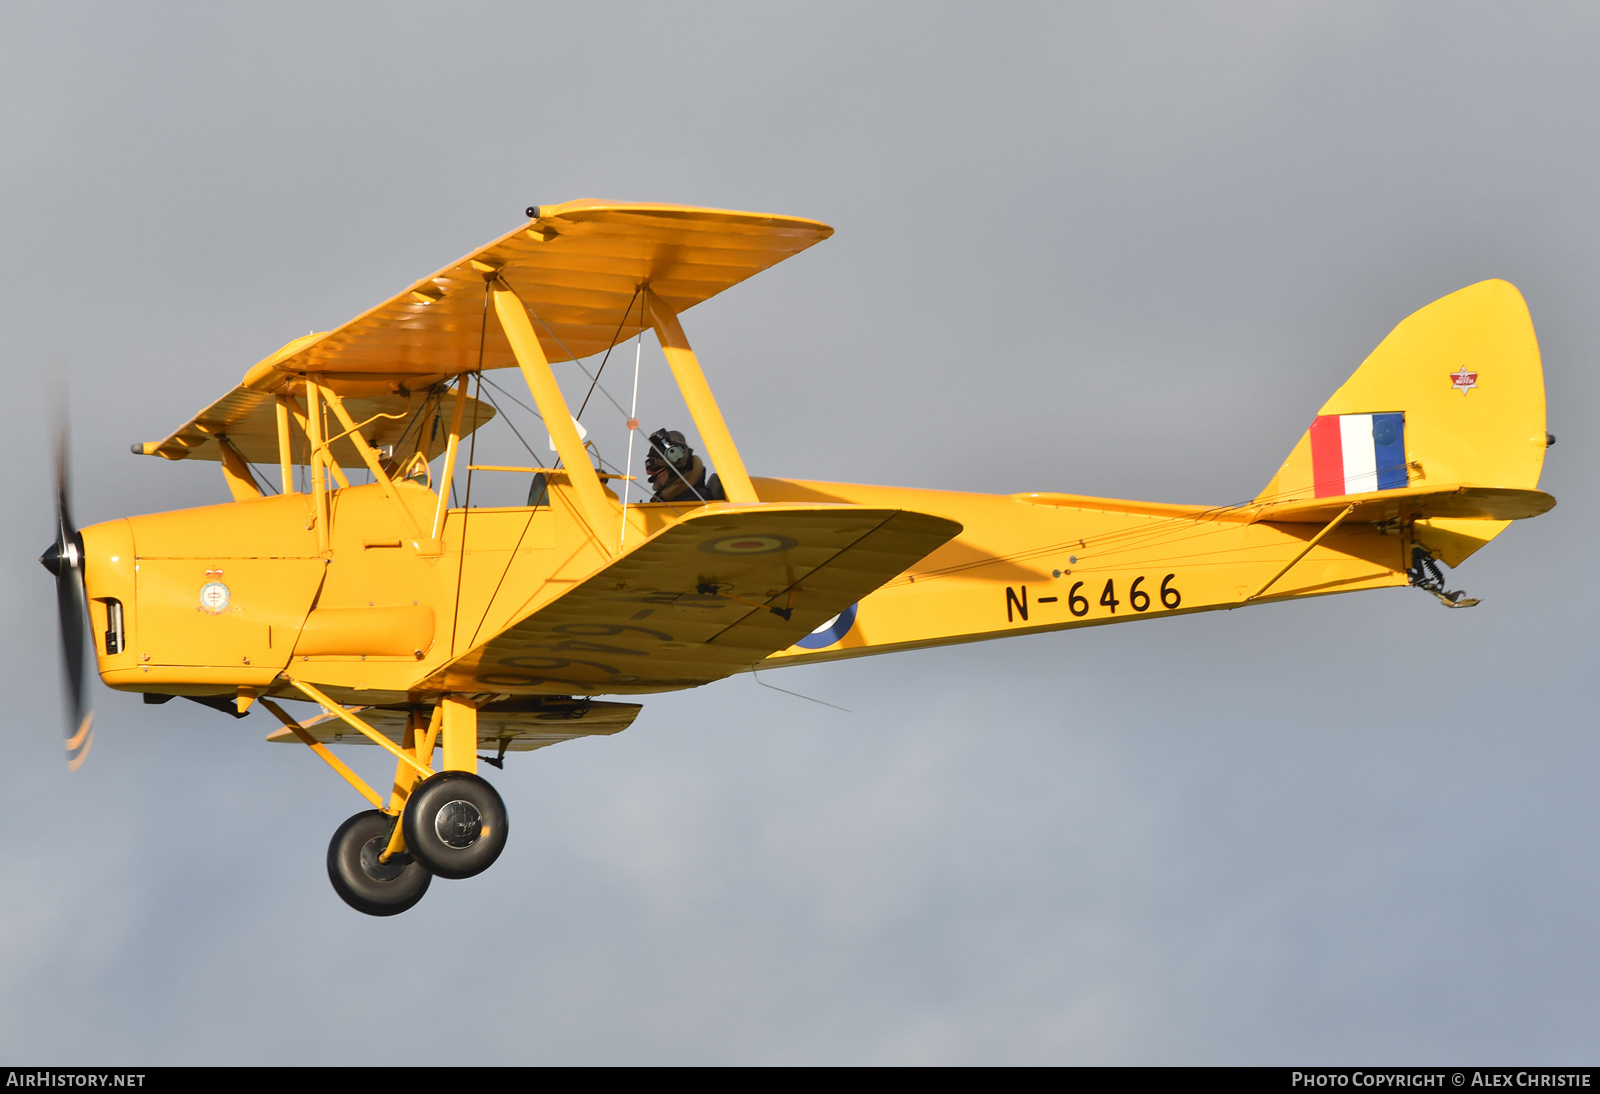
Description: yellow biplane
41,201,1555,915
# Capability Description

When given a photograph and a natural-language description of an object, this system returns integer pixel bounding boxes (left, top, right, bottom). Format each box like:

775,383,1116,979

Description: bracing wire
575,288,641,422
525,305,633,421
750,669,851,713
474,380,546,468
466,481,540,651
478,372,626,476
479,374,543,423
460,291,646,651
620,329,642,551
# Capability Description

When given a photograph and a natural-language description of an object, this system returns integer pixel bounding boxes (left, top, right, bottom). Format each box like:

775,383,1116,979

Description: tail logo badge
1450,366,1478,394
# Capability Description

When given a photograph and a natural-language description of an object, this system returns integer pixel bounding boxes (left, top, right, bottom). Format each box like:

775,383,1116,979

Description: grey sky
2,2,1597,1063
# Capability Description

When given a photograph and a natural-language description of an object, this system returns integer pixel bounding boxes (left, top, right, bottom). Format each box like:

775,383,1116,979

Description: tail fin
1256,279,1550,565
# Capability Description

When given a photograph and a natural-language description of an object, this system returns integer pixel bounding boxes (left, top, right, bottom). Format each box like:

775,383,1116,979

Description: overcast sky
2,1,1598,1064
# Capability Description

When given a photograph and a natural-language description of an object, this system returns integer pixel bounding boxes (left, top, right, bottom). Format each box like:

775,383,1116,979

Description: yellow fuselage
79,474,1408,707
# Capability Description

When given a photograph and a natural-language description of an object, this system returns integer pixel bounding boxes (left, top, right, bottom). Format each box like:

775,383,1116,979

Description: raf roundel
198,581,231,614
794,603,858,650
698,534,798,556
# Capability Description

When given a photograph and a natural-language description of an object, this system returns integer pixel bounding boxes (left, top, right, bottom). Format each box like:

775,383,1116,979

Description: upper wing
139,200,831,467
427,503,962,695
134,379,494,469
252,200,834,379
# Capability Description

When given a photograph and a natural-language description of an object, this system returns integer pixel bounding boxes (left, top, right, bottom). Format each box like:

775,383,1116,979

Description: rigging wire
466,485,540,651
251,462,279,495
474,380,547,468
575,288,641,422
479,373,543,423
524,305,633,421
479,373,635,475
749,669,851,713
478,295,706,519
884,490,1384,592
487,344,705,515
620,329,642,551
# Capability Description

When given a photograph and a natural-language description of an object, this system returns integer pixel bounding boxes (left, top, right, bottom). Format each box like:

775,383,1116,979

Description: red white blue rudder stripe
1309,413,1407,497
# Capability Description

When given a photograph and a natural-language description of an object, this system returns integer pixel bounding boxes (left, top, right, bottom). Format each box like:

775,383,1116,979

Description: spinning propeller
38,432,93,770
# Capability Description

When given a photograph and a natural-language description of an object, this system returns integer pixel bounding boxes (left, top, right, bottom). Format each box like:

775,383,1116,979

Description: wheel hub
434,800,483,848
359,836,410,882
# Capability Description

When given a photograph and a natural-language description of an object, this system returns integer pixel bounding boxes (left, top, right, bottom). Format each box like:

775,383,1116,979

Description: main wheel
400,771,508,880
327,810,432,916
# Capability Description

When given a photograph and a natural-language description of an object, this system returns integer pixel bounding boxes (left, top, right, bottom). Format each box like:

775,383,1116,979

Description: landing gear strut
327,811,432,917
273,694,509,914
1408,545,1480,608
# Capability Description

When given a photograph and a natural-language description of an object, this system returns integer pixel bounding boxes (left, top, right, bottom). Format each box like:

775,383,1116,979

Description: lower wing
422,503,962,695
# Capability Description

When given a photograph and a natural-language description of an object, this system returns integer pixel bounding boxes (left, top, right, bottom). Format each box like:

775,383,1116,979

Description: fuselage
80,475,1409,708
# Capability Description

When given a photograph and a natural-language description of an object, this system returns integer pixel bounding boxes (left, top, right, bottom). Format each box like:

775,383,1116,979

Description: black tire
400,771,508,880
327,810,432,916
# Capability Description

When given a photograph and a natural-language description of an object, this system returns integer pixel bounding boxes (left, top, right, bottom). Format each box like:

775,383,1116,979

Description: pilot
645,428,725,502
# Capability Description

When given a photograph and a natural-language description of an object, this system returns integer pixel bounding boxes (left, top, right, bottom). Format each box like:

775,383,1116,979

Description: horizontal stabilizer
1252,484,1555,524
